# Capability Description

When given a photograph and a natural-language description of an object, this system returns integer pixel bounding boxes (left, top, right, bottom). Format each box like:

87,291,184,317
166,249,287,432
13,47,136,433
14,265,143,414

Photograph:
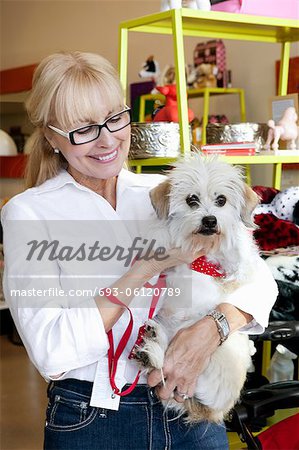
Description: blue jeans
44,379,228,450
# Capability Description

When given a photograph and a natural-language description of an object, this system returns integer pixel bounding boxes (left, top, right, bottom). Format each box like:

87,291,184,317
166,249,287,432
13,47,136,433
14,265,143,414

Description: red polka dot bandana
191,256,226,278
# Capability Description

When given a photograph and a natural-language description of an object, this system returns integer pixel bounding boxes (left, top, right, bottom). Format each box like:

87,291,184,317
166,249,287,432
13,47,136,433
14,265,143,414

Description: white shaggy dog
134,155,259,423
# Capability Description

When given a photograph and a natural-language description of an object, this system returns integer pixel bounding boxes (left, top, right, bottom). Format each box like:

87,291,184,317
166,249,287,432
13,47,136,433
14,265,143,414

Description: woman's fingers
173,383,195,403
147,368,164,387
156,379,177,401
147,318,219,402
148,369,196,403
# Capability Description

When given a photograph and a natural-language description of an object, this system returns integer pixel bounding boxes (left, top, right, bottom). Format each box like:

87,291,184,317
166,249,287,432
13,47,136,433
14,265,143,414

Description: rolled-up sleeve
225,256,278,334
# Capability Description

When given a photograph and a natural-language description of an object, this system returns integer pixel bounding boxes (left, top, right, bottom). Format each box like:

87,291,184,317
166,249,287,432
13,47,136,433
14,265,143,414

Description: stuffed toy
192,63,217,89
254,186,299,223
156,65,176,87
139,55,160,81
253,186,299,251
153,84,195,123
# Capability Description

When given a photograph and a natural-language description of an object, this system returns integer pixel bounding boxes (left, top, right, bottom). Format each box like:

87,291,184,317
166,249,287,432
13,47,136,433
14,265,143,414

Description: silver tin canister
206,123,269,151
129,122,182,159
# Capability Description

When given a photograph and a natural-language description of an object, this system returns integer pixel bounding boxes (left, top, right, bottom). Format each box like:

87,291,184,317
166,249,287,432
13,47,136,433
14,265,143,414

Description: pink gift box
211,0,299,20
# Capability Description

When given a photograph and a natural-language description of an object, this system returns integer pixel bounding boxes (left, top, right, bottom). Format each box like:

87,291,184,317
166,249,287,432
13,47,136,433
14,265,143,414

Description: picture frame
269,94,299,124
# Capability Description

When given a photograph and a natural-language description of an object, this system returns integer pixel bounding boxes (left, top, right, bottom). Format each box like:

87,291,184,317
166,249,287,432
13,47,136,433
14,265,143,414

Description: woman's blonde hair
25,51,124,188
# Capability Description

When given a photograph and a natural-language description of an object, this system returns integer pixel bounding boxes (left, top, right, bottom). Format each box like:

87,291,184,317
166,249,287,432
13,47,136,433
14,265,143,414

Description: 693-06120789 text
97,287,181,297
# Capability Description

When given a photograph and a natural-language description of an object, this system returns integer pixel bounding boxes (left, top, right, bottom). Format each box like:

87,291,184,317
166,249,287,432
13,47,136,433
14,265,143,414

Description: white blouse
1,168,278,410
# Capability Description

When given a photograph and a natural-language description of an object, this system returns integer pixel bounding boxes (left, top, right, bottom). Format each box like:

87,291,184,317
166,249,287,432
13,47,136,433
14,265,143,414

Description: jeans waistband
48,379,160,405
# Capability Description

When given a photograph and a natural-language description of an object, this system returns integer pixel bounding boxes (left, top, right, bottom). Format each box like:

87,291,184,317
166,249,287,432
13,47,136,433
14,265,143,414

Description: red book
201,149,256,155
201,142,256,155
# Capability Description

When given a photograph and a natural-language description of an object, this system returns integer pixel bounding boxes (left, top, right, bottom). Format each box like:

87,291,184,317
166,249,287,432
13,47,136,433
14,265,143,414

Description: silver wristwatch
207,309,230,345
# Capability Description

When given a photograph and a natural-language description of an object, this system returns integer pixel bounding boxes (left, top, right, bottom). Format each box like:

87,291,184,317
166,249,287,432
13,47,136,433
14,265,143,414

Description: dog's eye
215,195,226,207
186,194,200,208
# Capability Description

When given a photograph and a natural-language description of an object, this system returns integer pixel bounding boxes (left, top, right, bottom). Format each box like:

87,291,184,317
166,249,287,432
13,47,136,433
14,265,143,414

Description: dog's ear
241,183,259,228
149,180,171,220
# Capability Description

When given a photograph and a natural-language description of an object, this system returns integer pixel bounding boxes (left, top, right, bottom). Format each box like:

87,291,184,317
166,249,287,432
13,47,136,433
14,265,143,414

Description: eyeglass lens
72,110,131,144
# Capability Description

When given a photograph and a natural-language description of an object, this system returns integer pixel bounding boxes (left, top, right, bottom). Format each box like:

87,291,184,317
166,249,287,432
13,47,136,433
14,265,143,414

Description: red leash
101,273,166,397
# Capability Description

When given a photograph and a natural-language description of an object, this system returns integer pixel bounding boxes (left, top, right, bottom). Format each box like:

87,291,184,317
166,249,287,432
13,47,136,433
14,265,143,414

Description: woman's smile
88,148,119,163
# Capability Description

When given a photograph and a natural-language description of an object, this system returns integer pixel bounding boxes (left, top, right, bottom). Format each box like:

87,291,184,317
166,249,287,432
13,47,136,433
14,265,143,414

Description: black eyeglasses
48,107,131,145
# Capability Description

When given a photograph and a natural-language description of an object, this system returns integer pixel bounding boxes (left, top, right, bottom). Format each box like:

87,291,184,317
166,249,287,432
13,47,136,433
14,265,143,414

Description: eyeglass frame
47,107,132,145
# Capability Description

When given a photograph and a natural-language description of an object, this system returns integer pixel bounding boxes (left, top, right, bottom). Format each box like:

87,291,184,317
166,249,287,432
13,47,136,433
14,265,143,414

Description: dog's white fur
136,155,259,423
265,106,298,151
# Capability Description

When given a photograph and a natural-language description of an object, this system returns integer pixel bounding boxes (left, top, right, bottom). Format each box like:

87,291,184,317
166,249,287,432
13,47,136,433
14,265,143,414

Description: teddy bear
192,63,217,89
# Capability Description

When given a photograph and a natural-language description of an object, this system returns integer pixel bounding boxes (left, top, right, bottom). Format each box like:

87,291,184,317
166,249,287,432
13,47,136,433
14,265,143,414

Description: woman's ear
149,179,171,220
241,183,259,228
43,128,56,149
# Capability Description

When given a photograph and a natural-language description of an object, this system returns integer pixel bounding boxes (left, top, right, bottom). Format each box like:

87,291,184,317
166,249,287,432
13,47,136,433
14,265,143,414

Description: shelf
128,150,299,189
187,87,244,97
119,9,299,154
129,150,299,167
0,154,28,178
120,9,299,43
0,64,37,95
138,88,246,143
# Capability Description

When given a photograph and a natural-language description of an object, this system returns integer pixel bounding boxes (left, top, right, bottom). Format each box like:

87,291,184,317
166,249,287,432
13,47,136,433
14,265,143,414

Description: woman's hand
96,247,204,332
147,316,220,402
147,247,204,276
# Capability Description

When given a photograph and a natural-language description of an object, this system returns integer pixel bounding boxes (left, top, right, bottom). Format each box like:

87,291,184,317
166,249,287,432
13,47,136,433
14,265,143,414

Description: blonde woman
1,52,277,450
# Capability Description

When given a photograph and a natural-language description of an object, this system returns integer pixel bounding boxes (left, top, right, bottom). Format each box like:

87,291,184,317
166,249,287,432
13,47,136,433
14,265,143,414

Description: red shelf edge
0,154,28,178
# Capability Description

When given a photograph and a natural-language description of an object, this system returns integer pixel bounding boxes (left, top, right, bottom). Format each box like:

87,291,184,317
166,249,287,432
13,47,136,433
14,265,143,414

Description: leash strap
101,273,166,397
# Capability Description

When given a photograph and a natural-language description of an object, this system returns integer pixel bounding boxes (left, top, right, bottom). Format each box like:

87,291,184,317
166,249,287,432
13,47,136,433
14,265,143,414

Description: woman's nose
95,126,115,147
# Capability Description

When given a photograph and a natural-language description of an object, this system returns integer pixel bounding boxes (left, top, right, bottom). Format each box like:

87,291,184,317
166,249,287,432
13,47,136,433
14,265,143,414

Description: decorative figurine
161,0,211,11
187,64,217,89
139,55,160,81
159,65,176,86
265,107,298,151
152,84,195,123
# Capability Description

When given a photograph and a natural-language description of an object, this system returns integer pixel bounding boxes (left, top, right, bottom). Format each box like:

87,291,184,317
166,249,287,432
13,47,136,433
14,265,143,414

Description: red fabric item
252,186,280,204
153,84,194,123
191,256,225,278
258,413,299,450
254,213,299,251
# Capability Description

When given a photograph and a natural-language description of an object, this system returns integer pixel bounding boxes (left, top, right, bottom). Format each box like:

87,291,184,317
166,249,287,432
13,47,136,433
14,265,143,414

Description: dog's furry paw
143,321,158,339
133,319,167,370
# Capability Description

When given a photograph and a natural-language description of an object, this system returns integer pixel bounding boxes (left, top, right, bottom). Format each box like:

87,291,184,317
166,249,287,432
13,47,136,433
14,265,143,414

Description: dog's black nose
202,216,217,228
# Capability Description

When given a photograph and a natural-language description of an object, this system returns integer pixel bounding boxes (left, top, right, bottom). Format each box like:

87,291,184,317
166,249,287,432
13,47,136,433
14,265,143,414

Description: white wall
1,1,298,189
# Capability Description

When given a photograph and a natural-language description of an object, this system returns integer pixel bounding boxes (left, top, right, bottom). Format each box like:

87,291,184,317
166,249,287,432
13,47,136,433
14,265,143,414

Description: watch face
220,319,230,337
208,310,230,339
